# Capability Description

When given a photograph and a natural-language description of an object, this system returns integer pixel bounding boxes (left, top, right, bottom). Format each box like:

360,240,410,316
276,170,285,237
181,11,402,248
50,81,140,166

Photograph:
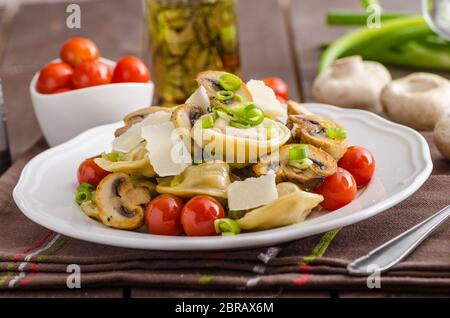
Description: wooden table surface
0,0,444,298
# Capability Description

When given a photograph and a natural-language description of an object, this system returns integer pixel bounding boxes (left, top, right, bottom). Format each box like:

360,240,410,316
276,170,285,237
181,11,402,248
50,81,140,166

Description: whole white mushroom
312,56,391,113
381,73,450,131
434,114,450,161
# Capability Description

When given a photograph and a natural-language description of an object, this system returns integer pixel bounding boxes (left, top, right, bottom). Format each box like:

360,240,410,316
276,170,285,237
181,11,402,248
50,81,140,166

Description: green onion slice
228,210,247,220
288,158,314,170
103,151,123,162
265,124,279,140
202,115,215,129
75,183,95,205
215,90,235,101
229,120,251,129
326,126,346,140
218,74,241,91
214,218,241,236
215,110,232,121
289,145,309,161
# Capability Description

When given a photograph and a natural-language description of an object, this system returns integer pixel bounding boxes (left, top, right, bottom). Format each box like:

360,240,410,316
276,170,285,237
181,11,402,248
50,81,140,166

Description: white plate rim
13,103,433,251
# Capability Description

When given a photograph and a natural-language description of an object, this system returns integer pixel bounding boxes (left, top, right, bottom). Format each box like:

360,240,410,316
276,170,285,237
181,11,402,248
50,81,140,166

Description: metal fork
347,205,450,276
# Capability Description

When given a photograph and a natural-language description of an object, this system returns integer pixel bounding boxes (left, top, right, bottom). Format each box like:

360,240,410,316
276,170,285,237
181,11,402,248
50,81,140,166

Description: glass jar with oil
146,0,240,105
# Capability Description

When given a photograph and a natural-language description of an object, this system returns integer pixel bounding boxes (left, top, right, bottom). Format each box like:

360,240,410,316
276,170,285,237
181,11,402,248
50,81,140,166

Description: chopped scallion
202,115,215,129
289,145,309,161
215,90,234,101
218,74,241,91
214,218,241,235
75,183,95,205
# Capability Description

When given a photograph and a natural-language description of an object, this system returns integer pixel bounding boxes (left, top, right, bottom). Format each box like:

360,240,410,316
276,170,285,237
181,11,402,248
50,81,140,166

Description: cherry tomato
112,56,151,83
77,157,110,187
263,77,289,101
36,62,73,94
145,194,184,236
181,195,224,236
338,146,375,187
72,60,112,89
314,167,357,211
60,38,100,68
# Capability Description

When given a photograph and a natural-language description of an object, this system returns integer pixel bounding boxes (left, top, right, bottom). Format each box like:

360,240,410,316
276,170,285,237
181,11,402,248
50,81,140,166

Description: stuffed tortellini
156,161,231,198
237,182,323,231
192,115,290,163
94,142,156,178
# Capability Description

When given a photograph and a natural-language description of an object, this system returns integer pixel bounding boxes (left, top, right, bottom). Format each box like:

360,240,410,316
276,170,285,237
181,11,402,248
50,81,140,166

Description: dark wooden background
0,0,443,298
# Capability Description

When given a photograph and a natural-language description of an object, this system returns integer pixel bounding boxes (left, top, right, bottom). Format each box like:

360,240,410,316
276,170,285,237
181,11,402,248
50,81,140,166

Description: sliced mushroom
252,151,284,182
287,100,315,116
171,103,206,130
96,173,151,230
312,56,391,113
170,103,207,151
237,183,323,231
279,144,336,189
196,71,252,108
288,113,347,160
156,161,231,198
381,72,450,130
253,144,336,189
115,106,174,137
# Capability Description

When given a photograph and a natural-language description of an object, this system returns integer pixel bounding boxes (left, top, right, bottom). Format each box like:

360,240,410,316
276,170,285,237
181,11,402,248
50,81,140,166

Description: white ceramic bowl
30,58,154,147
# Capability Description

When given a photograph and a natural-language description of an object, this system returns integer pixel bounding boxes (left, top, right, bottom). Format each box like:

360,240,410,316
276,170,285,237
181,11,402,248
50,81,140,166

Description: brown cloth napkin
0,133,449,292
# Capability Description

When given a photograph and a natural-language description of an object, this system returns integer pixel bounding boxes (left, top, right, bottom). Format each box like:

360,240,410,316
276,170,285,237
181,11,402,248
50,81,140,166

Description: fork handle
347,205,450,276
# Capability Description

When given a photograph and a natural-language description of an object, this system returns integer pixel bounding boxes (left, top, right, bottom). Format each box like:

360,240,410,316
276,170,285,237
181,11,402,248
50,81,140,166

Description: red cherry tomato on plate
72,60,112,89
112,56,151,83
314,167,357,211
145,194,184,236
338,146,375,187
36,62,73,94
181,195,224,236
77,157,110,187
60,37,100,68
263,77,289,101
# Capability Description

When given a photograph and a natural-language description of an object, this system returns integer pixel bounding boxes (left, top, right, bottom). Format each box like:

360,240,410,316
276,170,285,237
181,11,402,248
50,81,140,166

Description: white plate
13,104,432,251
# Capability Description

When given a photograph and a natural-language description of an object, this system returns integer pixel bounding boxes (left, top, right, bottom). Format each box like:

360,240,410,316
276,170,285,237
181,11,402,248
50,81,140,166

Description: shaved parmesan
141,111,172,126
112,111,171,153
247,80,287,123
227,174,278,211
112,123,142,153
141,122,191,177
186,86,210,112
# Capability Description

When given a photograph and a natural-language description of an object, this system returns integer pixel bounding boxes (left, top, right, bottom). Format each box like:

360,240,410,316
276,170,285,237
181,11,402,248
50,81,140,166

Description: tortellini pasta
156,161,231,198
237,182,323,231
94,142,156,178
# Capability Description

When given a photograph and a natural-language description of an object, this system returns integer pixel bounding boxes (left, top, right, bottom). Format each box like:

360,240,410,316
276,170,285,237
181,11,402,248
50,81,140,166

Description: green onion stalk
320,8,450,72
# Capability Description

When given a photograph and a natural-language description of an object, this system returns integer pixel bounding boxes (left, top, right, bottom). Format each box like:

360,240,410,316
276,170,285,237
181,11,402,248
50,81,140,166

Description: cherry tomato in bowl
181,195,224,236
72,60,112,89
112,56,151,83
36,62,73,94
338,146,375,187
145,194,184,236
77,157,110,187
263,77,289,101
314,167,357,211
60,37,100,68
